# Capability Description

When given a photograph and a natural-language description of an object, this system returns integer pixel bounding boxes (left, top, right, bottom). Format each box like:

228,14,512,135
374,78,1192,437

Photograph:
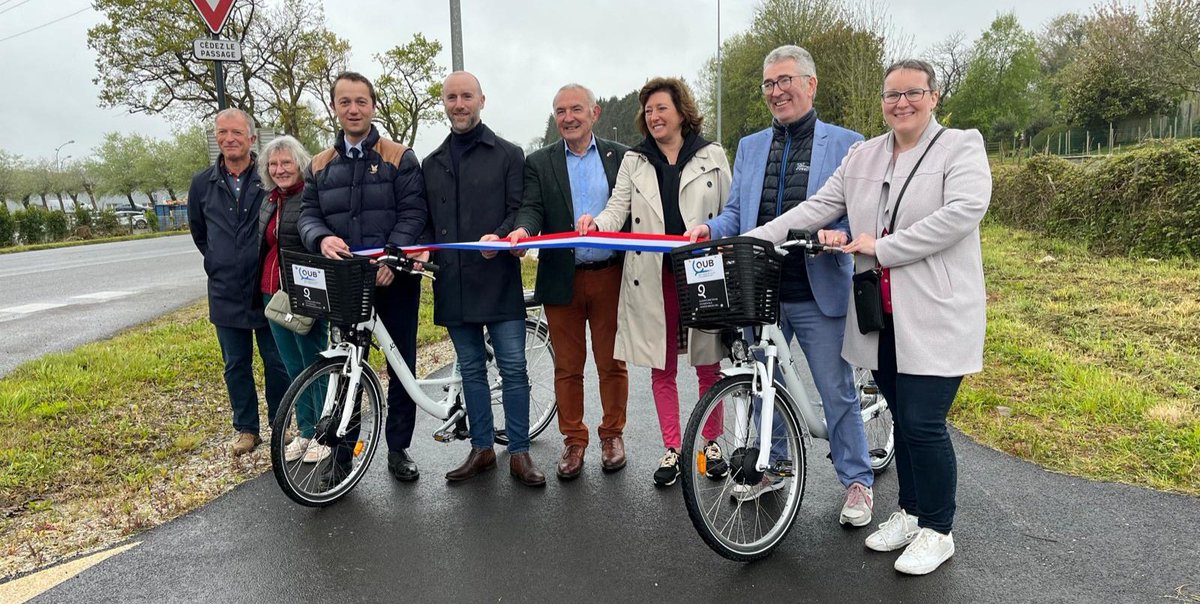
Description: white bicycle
670,233,895,561
269,248,556,507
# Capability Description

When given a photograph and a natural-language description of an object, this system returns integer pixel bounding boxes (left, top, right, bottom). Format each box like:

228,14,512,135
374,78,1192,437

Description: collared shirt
565,135,613,263
345,138,365,159
221,159,250,205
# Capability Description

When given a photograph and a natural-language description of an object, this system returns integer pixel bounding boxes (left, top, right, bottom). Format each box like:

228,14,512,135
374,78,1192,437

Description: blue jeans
263,294,328,438
448,319,530,453
779,300,874,488
214,324,291,435
873,315,961,534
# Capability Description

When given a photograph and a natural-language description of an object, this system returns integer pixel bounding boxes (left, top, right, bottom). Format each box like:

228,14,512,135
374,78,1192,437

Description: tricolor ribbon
353,231,699,257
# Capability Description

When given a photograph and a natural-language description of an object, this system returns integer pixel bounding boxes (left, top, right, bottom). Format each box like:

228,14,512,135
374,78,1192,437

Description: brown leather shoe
509,452,546,487
231,432,262,457
556,444,585,480
600,436,626,472
445,447,496,482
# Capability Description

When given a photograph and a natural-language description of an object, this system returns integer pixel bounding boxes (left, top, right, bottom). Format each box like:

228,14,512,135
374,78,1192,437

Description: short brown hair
329,71,378,106
636,77,704,138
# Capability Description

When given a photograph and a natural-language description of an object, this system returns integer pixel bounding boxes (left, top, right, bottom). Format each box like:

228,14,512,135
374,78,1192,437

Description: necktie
349,148,361,160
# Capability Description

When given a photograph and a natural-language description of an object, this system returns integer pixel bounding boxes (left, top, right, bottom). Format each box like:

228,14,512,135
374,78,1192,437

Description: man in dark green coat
509,84,630,480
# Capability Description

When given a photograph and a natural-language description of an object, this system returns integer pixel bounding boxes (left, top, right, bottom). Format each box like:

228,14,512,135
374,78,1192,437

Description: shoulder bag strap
887,127,947,235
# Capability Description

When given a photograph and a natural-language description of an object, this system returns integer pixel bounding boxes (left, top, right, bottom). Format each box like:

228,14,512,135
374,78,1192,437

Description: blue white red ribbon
353,231,697,257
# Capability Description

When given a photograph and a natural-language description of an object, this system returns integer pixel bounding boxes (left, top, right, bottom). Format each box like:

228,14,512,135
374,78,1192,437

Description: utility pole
54,140,75,171
716,0,722,144
449,0,463,71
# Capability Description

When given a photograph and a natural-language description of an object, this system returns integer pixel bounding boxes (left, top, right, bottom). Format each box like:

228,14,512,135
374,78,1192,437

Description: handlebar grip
419,260,440,273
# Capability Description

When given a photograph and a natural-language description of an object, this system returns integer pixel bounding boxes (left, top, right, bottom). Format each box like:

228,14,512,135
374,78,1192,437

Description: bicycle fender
318,348,351,360
720,367,756,378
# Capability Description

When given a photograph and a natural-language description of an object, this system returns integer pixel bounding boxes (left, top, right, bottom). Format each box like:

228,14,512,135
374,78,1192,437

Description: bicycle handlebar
374,245,440,277
779,229,843,256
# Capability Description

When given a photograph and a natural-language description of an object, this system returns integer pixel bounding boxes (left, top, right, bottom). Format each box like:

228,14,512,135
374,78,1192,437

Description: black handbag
852,128,946,334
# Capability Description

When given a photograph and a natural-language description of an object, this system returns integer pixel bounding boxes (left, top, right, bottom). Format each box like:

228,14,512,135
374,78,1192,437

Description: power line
0,0,24,9
0,0,35,16
0,6,89,43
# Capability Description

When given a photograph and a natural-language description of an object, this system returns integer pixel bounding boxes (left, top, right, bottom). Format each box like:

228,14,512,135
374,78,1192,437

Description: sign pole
212,32,227,111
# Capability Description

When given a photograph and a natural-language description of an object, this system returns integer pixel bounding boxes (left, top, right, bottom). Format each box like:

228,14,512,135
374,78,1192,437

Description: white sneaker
283,437,310,462
302,443,331,464
865,510,920,552
839,482,874,527
730,475,786,501
894,528,955,575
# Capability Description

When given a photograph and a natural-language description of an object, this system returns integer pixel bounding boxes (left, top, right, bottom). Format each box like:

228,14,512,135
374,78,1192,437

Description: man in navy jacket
298,72,428,482
687,45,875,526
188,108,290,457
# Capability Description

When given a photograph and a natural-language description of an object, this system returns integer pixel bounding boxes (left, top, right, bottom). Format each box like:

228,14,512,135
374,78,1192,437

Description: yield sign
189,0,237,34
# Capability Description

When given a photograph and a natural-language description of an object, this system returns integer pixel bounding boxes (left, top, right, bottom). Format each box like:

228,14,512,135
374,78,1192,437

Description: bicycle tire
855,367,895,473
491,318,557,445
271,356,384,507
680,375,808,562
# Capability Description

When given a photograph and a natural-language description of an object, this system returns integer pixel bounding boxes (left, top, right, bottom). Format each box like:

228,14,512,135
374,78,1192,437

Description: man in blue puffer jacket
298,71,428,483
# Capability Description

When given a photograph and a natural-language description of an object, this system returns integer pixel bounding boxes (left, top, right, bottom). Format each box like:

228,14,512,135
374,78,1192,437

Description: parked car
114,208,148,229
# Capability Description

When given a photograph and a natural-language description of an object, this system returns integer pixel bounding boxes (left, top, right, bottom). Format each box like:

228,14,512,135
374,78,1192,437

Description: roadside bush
44,210,69,241
13,207,46,244
0,204,14,247
96,208,120,235
145,209,160,232
73,206,93,229
990,139,1200,258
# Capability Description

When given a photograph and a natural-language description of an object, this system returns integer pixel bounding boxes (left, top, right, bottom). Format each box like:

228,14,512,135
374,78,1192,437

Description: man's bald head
442,71,486,134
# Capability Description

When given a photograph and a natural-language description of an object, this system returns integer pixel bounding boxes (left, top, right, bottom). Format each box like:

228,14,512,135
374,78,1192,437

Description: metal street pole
54,139,75,171
212,32,227,110
449,0,463,71
716,0,722,144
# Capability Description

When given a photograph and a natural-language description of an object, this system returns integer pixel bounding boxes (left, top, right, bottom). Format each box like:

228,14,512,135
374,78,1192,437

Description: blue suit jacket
705,119,864,318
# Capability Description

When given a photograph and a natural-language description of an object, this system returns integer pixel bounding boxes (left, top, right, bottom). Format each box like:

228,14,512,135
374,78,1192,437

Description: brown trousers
543,263,628,447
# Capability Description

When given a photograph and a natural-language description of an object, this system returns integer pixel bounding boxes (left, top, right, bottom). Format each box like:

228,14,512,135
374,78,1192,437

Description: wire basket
280,250,376,325
669,237,783,330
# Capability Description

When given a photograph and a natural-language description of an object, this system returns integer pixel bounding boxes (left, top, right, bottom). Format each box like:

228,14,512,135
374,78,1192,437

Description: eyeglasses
761,75,809,94
881,89,932,104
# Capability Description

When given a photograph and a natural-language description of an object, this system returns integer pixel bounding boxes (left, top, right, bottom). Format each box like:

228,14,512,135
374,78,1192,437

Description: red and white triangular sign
190,0,237,34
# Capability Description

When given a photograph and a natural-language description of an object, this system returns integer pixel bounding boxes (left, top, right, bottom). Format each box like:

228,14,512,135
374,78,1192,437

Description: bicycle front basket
669,237,783,330
280,251,376,325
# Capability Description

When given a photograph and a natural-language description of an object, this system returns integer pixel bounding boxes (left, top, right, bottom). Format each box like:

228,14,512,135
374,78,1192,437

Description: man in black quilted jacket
297,71,428,483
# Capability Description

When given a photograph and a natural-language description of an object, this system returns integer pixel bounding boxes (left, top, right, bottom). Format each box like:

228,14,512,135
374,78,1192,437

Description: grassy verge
955,223,1199,495
0,258,533,578
0,230,189,255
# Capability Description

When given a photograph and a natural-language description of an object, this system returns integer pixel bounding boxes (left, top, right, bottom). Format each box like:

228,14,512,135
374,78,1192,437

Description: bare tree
927,31,971,104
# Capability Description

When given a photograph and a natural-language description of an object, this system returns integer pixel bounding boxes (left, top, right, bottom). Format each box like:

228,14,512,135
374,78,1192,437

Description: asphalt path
0,235,206,377
27,358,1200,603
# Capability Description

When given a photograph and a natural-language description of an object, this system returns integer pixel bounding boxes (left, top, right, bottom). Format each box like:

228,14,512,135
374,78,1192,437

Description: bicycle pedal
433,429,456,443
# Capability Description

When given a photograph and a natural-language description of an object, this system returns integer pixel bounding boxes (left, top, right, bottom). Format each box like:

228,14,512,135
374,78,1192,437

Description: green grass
954,223,1200,495
0,230,188,254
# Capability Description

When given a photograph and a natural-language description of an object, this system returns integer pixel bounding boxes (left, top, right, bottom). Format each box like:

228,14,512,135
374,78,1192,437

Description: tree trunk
126,193,136,206
39,194,49,209
20,196,30,209
83,184,98,209
166,186,178,200
55,192,66,212
144,191,158,205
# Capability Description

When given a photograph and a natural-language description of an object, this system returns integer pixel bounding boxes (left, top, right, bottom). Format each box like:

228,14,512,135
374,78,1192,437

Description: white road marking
72,291,135,301
0,302,68,314
0,542,141,603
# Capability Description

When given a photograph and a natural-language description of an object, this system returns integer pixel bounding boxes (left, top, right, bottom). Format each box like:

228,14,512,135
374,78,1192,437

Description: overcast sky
0,0,1103,165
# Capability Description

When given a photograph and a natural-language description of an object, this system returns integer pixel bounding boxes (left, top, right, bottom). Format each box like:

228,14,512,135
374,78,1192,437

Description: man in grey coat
187,108,289,456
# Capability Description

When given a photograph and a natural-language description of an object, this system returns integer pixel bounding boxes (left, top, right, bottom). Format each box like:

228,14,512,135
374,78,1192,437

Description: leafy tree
88,0,347,142
160,126,210,200
540,89,644,148
1148,0,1200,96
1058,3,1177,126
944,13,1043,141
699,0,890,150
91,133,146,207
0,150,19,207
374,33,447,147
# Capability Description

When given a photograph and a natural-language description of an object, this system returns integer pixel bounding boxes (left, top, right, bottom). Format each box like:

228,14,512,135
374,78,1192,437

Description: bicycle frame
317,311,466,441
725,323,888,473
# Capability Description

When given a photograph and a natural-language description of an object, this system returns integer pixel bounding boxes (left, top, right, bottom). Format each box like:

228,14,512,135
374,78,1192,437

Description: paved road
27,361,1200,603
0,236,205,377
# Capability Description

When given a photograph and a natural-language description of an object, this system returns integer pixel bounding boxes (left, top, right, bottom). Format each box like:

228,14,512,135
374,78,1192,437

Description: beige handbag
265,288,314,335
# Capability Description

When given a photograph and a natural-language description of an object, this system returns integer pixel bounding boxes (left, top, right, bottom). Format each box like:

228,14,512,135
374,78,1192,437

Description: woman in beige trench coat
579,77,732,487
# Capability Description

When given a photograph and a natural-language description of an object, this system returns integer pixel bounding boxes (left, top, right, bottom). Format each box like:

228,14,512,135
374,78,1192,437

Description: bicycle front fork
745,344,778,473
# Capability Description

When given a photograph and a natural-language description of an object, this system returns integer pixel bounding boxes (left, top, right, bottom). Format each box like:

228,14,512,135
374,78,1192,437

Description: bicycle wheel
680,375,808,562
271,356,384,507
855,367,894,473
490,318,557,445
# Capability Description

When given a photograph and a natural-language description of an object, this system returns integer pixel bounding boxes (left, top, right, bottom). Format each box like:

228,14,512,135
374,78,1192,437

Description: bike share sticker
683,254,729,311
291,264,330,313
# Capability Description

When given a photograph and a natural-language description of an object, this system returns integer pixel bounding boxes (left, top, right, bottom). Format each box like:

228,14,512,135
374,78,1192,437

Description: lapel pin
369,164,379,174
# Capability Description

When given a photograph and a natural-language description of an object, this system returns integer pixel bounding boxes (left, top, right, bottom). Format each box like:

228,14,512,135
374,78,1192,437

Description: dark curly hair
636,77,704,139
